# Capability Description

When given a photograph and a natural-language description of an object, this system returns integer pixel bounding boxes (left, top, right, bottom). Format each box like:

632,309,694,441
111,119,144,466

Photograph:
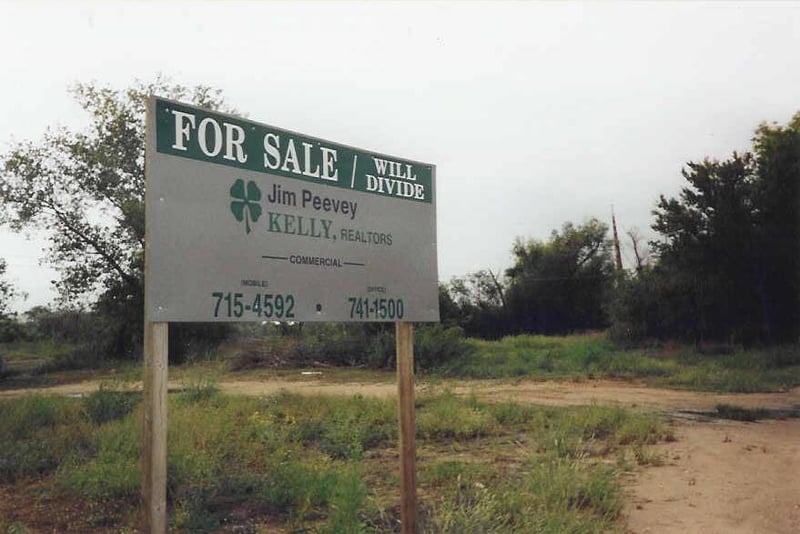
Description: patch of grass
436,334,800,393
1,391,671,532
713,403,772,422
423,460,497,488
631,444,665,466
1,521,31,534
82,384,140,424
0,395,90,483
436,333,622,379
426,457,623,533
176,375,221,405
418,391,499,440
533,405,672,460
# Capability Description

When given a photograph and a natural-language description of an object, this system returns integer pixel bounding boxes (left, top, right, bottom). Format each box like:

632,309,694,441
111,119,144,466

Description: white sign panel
145,97,438,322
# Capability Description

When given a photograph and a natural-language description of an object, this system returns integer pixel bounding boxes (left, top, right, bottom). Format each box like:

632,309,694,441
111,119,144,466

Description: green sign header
155,98,434,203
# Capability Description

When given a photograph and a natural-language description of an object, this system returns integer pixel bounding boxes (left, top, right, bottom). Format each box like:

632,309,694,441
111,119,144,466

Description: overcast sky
2,1,800,313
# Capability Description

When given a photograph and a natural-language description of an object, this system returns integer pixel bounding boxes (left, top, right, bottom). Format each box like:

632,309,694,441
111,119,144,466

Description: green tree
617,111,800,345
0,79,233,357
445,269,507,338
751,113,800,343
0,258,24,344
505,219,613,334
0,259,14,316
651,153,760,342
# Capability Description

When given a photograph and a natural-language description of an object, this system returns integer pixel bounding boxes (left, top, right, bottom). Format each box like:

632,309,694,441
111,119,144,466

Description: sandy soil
3,376,799,533
624,418,800,534
6,376,797,413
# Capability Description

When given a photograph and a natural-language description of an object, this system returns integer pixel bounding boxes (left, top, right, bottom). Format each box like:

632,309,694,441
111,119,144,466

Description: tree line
1,80,798,362
442,112,799,346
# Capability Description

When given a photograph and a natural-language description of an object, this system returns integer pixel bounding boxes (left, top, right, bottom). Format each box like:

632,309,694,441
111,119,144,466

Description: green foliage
445,269,508,338
323,467,368,534
424,403,669,533
0,258,24,346
0,396,89,482
82,385,140,424
714,403,771,422
59,417,141,501
1,389,672,532
443,220,614,340
0,79,234,358
0,259,15,316
418,391,499,439
505,219,614,336
169,323,235,365
414,323,472,371
613,111,800,345
260,393,397,460
437,333,619,379
227,322,469,372
438,334,800,393
176,375,221,405
1,395,59,440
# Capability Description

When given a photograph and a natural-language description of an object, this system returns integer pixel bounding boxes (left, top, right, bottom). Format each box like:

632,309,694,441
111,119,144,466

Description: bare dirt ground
624,418,800,534
3,376,799,533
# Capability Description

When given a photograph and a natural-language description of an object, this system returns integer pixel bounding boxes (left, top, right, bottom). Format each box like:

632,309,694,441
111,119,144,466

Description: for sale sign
145,97,438,322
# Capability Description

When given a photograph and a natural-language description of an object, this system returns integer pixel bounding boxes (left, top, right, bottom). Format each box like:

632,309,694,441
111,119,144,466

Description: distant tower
611,207,623,271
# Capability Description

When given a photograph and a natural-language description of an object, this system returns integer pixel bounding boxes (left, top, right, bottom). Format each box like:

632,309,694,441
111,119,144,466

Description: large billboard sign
145,97,438,322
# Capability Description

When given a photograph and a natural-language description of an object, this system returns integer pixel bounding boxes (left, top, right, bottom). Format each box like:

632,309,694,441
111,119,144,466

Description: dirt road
3,376,799,533
4,376,799,413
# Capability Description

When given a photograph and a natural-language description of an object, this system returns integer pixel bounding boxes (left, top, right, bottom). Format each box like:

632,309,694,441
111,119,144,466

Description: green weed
0,396,87,482
176,375,221,405
1,390,670,532
713,403,772,421
417,391,498,440
437,334,800,393
82,384,140,424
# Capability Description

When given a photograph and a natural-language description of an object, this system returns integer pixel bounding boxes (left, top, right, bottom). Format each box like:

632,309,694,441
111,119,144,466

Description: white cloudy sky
2,1,800,312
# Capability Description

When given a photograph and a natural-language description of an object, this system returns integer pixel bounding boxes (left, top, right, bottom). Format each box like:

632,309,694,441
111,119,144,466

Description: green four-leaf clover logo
230,179,262,234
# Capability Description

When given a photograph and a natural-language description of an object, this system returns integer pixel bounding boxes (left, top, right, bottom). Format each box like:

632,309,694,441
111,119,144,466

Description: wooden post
396,321,417,534
142,321,168,533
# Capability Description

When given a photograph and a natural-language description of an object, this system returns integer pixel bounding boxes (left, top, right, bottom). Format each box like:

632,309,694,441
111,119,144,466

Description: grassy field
436,334,800,393
0,385,671,533
2,333,796,531
4,333,799,395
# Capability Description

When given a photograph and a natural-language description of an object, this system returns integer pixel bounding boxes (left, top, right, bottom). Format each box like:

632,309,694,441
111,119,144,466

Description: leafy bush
176,376,221,405
228,322,468,371
169,322,234,364
82,385,140,425
0,396,89,482
414,324,470,372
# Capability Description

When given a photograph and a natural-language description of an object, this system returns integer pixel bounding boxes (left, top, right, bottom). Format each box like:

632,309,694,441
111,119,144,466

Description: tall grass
419,401,669,533
434,334,800,392
1,389,671,532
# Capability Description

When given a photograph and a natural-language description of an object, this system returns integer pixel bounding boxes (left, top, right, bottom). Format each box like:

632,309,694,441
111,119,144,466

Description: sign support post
142,321,169,533
396,321,417,534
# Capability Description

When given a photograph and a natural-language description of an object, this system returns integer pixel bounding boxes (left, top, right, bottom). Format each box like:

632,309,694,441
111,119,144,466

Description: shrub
83,385,140,425
414,324,470,372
